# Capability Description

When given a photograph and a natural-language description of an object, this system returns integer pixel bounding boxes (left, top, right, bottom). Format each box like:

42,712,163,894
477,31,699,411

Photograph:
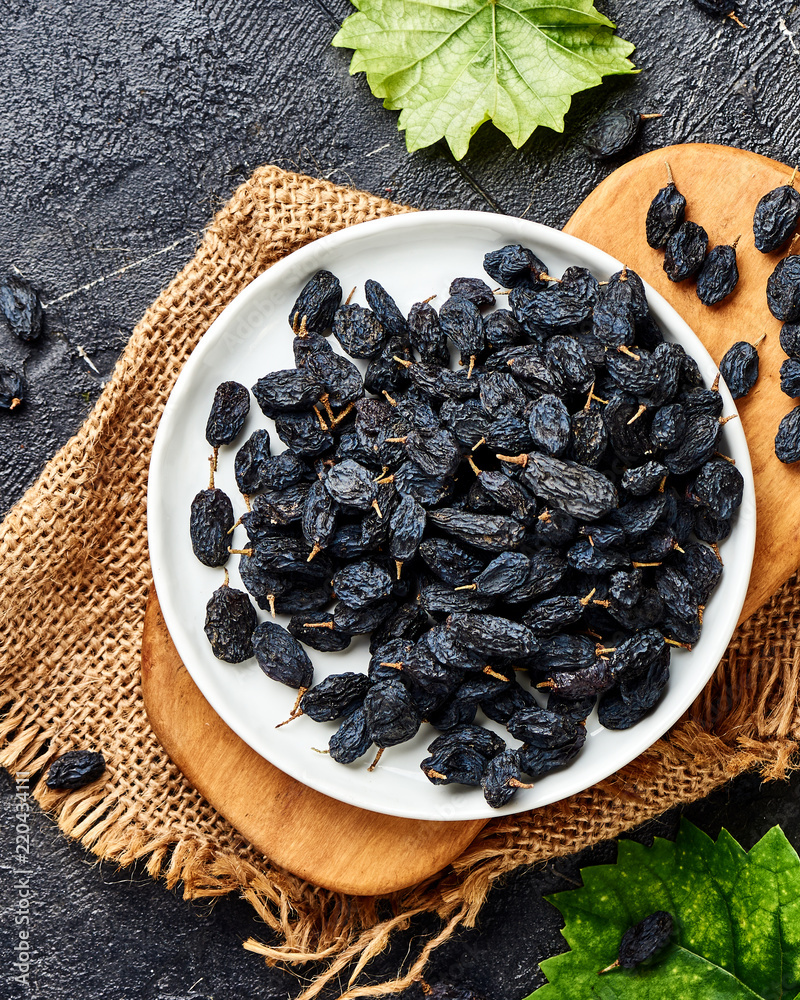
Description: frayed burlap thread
1,165,799,1000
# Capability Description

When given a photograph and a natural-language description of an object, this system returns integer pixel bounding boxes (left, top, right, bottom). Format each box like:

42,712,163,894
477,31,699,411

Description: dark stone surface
1,0,799,997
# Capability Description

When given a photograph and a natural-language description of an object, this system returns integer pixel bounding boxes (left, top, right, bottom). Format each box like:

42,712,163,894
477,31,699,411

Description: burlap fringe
2,165,800,1000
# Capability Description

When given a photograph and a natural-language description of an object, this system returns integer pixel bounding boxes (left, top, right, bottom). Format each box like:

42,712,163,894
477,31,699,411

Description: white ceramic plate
148,210,756,822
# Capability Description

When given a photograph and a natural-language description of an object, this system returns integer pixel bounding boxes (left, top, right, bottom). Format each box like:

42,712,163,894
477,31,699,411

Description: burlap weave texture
1,165,799,999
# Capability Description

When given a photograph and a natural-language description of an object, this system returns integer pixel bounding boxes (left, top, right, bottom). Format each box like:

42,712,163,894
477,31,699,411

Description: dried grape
663,221,708,282
192,244,733,806
645,170,686,249
190,488,234,567
753,182,800,254
206,382,250,447
583,109,645,158
204,584,257,663
0,273,43,342
767,255,800,322
696,243,739,305
46,750,106,790
719,341,759,398
0,363,24,410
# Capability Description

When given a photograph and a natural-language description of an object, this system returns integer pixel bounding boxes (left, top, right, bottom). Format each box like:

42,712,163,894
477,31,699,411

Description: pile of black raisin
647,164,800,462
189,245,740,809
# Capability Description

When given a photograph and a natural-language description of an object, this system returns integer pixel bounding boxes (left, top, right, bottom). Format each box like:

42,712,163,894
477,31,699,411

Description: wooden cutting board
565,142,800,621
141,144,797,894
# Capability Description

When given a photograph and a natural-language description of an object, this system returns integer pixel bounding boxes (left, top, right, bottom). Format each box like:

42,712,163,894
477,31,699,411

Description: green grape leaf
529,820,800,1000
332,0,637,160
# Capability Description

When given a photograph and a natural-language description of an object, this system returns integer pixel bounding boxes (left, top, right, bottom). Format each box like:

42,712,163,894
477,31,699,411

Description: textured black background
1,1,800,997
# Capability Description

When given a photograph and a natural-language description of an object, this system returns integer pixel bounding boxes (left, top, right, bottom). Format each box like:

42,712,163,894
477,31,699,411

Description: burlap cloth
2,165,799,998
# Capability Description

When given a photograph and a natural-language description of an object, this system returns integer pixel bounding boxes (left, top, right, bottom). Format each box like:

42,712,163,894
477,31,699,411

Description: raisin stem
385,436,408,443
712,372,721,392
345,286,356,305
222,568,230,588
267,594,276,618
392,355,412,368
790,166,798,188
303,621,335,629
455,583,477,591
593,599,611,608
727,11,747,28
632,561,662,567
472,436,486,451
598,959,620,975
312,405,329,431
467,354,476,379
367,747,384,772
618,345,641,361
508,778,534,789
9,397,21,410
228,547,253,556
422,294,437,304
306,542,322,562
208,453,216,490
331,401,355,427
467,456,482,476
275,709,303,728
665,637,693,649
372,498,383,518
379,661,404,669
626,404,647,425
395,560,403,580
639,113,663,120
496,452,528,467
752,330,766,348
665,160,674,185
427,769,447,781
580,588,597,606
719,414,738,426
319,393,335,424
483,666,507,681
714,451,736,464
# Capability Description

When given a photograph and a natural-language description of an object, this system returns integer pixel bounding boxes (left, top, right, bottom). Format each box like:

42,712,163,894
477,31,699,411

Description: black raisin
663,221,708,282
767,254,800,322
190,488,234,567
0,363,24,410
719,341,759,398
234,429,272,494
645,168,686,249
753,182,800,254
0,273,43,342
288,269,342,332
46,750,106,790
583,109,646,158
206,382,250,447
252,621,313,689
204,583,257,662
696,243,739,305
775,406,800,463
